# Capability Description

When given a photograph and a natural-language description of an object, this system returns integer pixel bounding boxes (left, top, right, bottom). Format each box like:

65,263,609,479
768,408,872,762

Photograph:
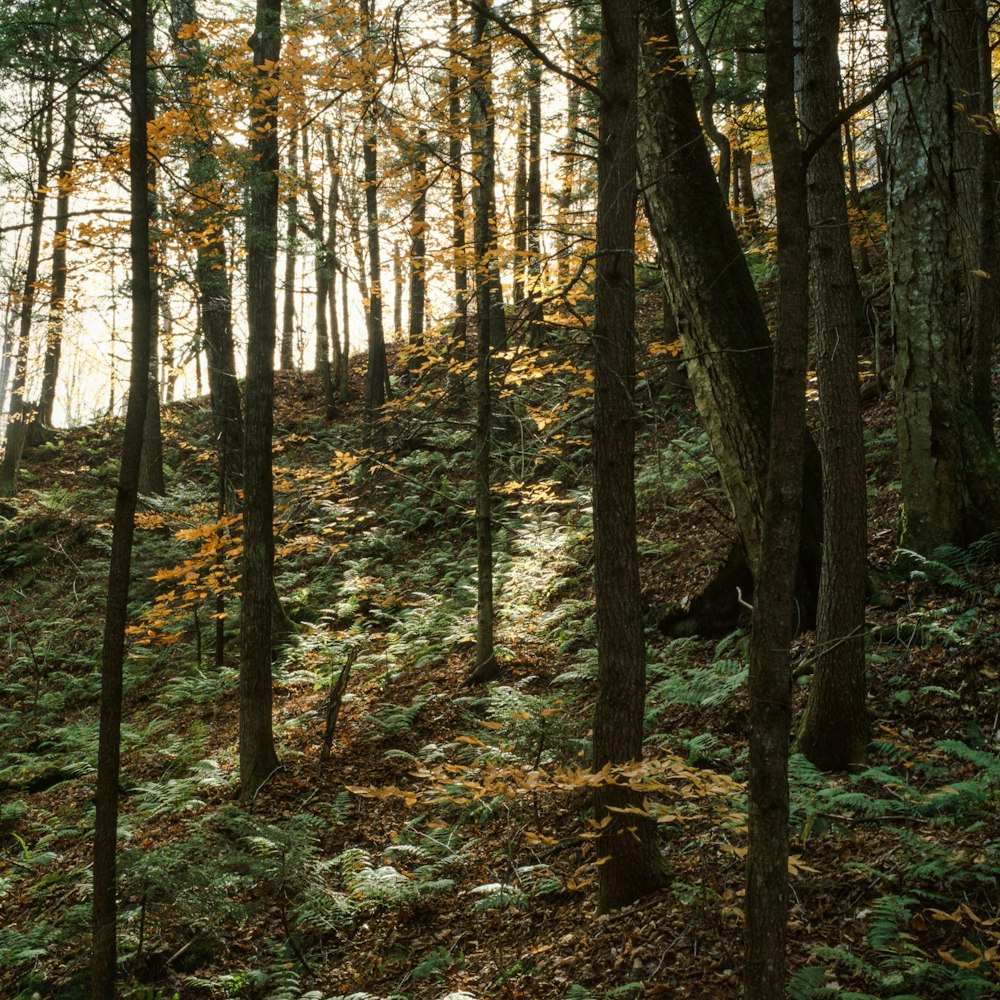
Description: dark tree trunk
638,0,823,633
513,107,527,307
280,128,298,371
448,0,469,370
592,0,670,914
796,0,868,771
677,0,732,197
360,1,390,447
240,0,282,802
170,0,244,497
0,88,53,497
325,128,344,406
525,0,543,339
91,1,153,993
37,81,78,431
467,5,501,686
745,0,809,992
407,130,428,374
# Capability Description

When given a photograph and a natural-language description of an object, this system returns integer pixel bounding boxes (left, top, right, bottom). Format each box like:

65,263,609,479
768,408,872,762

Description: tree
744,0,809,991
638,0,824,637
0,74,54,496
170,0,244,496
591,0,669,913
360,0,390,448
796,0,868,771
239,0,282,801
91,0,153,992
886,0,1000,554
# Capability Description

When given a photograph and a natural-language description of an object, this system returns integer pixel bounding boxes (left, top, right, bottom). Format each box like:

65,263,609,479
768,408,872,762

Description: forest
0,0,999,997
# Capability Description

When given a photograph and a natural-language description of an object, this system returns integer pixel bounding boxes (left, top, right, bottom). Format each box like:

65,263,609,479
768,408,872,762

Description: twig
321,646,360,762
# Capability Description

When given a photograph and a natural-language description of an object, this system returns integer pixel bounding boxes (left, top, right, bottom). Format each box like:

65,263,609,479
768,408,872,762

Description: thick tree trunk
240,0,282,802
796,0,868,771
91,2,153,993
886,0,1000,553
745,0,809,992
638,0,823,632
592,0,670,914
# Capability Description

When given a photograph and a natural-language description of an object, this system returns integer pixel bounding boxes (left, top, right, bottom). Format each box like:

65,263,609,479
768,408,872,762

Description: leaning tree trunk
796,0,868,772
744,0,809,992
638,0,823,633
592,0,670,914
91,1,153,993
240,0,282,802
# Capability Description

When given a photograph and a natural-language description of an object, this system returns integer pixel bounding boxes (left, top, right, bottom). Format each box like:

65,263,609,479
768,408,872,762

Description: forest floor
1,311,999,1000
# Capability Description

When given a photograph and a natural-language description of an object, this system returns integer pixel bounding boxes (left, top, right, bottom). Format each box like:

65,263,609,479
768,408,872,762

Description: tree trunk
513,107,527,307
0,88,53,497
525,0,543,340
745,0,809,991
886,0,1000,553
796,0,868,771
638,0,823,632
407,130,428,375
280,127,298,371
36,81,78,431
360,1,390,448
170,0,244,496
240,0,282,802
91,2,153,993
467,5,501,686
592,0,670,915
448,0,469,371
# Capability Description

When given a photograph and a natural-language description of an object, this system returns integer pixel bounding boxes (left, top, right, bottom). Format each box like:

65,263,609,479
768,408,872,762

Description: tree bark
638,0,823,632
745,0,809,991
796,0,868,772
886,0,1000,553
407,129,428,374
91,1,153,993
280,127,298,371
36,81,78,431
240,0,282,802
592,0,670,914
0,86,53,496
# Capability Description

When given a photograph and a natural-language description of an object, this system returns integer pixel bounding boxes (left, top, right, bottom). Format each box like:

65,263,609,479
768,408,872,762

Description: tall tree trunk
170,0,244,497
240,0,282,802
361,1,389,447
325,127,344,406
280,127,298,371
91,2,153,993
592,0,670,915
886,0,1000,553
140,52,165,497
513,107,528,306
556,29,580,284
745,0,809,992
796,0,867,771
0,87,54,496
525,0,543,339
467,5,500,686
638,0,823,632
447,0,469,368
407,130,428,375
340,265,351,399
37,81,78,431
